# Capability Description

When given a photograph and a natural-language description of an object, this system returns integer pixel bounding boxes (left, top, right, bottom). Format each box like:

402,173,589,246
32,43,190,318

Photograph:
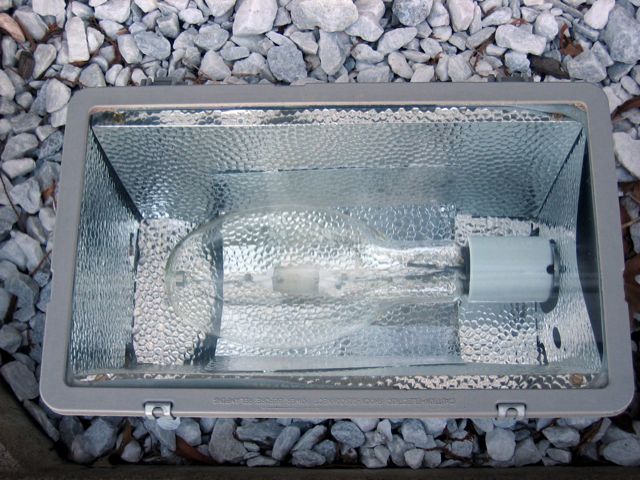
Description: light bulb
165,208,556,349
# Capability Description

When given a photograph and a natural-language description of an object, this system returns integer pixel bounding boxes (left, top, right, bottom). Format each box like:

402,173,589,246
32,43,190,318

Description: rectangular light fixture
40,83,632,419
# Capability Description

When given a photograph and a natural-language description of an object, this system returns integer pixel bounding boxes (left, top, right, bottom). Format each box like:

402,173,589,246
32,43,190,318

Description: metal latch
497,403,526,420
144,402,174,420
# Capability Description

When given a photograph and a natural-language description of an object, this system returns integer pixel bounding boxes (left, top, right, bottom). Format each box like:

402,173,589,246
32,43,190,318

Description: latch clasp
497,403,526,420
144,402,174,420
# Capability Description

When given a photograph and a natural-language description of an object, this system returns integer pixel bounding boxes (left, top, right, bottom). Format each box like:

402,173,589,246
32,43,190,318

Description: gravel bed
1,0,640,470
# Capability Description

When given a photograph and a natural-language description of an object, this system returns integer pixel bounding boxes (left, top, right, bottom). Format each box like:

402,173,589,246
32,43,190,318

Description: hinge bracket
497,403,527,420
144,402,174,420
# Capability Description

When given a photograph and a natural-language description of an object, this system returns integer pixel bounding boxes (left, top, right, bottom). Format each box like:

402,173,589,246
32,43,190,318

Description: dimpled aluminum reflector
68,105,602,391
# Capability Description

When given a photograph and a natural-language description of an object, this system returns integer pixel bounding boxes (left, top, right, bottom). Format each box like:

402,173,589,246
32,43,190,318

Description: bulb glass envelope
40,83,632,418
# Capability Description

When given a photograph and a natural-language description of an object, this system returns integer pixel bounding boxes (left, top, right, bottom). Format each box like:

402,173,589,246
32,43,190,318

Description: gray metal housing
40,83,632,418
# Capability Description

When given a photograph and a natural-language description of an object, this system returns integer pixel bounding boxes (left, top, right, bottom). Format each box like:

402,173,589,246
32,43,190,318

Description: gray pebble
449,439,473,458
293,424,326,451
448,0,475,31
232,52,268,77
423,449,442,468
0,324,22,353
601,8,640,63
486,427,516,461
360,446,386,468
2,158,35,179
179,8,205,25
233,0,277,35
267,44,307,83
482,7,512,26
368,421,389,444
345,12,384,42
422,419,447,436
121,439,143,463
272,425,301,460
491,418,516,428
331,421,365,448
32,0,65,19
542,426,581,448
143,418,176,450
23,399,60,442
352,44,384,63
404,448,425,469
318,31,349,76
204,0,235,16
134,32,171,60
200,50,230,80
377,27,418,54
547,447,572,463
420,37,443,58
221,46,250,61
10,113,41,135
83,418,118,459
590,418,612,444
195,24,229,51
95,0,132,23
428,1,450,27
58,417,83,451
609,62,636,83
495,24,546,55
448,51,473,80
567,50,607,82
601,437,640,466
291,449,326,467
466,26,496,48
65,17,90,63
514,436,542,466
175,418,201,446
505,50,530,73
79,64,106,88
236,419,283,446
388,434,412,466
534,11,558,39
45,79,71,114
157,13,180,39
14,9,48,41
388,51,414,78
10,177,42,214
351,418,378,433
400,419,435,448
117,34,143,64
199,417,216,434
38,130,64,160
357,65,392,82
584,0,615,29
2,133,38,161
243,441,260,452
208,418,246,464
393,0,433,27
289,31,318,55
0,239,27,271
313,439,337,463
32,44,57,80
0,361,38,400
290,0,358,32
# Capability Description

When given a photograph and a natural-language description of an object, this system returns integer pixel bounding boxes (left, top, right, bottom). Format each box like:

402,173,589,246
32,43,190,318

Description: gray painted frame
40,83,633,418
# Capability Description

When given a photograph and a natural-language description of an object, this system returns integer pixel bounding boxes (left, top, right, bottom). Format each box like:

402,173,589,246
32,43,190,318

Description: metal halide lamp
40,83,632,420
